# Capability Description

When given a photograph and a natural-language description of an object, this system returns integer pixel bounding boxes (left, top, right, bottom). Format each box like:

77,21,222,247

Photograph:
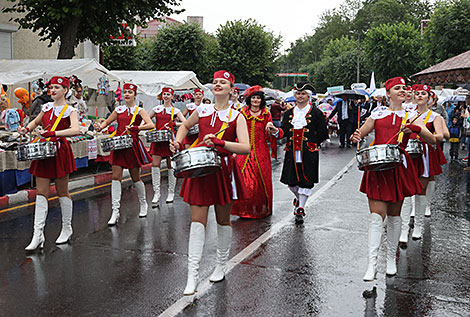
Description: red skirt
435,142,447,166
110,135,152,169
149,141,172,157
411,156,424,177
360,150,423,203
180,155,247,206
29,137,76,179
183,134,198,147
425,143,443,176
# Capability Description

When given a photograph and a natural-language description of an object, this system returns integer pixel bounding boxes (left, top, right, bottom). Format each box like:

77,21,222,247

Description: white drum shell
146,130,172,143
405,139,423,157
187,124,199,136
171,146,221,178
101,135,133,152
356,144,402,171
16,142,57,161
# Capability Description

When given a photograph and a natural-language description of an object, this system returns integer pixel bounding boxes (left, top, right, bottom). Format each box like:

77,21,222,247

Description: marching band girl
18,76,79,250
148,87,185,206
94,83,154,225
170,70,250,296
182,88,204,149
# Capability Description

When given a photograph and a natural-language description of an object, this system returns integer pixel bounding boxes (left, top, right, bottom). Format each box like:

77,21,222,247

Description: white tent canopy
0,59,122,89
110,70,209,97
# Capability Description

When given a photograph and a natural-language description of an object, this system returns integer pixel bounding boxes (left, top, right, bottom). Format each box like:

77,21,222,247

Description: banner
327,86,344,94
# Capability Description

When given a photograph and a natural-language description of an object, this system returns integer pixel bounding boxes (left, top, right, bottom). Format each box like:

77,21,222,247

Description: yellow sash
397,112,409,143
45,104,69,142
189,107,233,148
108,106,140,138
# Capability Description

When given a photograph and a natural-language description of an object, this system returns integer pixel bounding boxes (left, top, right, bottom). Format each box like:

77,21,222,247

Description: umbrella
444,95,466,103
332,89,366,100
318,102,334,112
285,96,296,103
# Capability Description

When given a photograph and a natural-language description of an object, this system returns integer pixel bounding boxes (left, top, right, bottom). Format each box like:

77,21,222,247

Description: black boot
294,207,305,224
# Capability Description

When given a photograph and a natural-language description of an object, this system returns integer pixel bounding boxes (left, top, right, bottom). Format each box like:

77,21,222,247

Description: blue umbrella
285,96,296,103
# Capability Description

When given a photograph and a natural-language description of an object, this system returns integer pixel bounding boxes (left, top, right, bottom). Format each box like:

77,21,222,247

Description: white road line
159,157,357,317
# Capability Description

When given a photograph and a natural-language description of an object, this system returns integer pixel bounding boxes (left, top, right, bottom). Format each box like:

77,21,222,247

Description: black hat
293,82,315,92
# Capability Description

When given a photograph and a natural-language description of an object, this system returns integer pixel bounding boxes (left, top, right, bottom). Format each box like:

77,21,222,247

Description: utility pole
356,34,360,83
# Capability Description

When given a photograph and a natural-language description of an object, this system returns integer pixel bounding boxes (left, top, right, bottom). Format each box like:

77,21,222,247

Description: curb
0,164,154,210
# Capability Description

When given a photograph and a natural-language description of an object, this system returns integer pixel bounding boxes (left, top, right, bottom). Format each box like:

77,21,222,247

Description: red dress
109,106,152,169
182,103,199,146
360,108,423,203
179,104,247,206
149,105,180,157
29,103,77,179
231,108,277,218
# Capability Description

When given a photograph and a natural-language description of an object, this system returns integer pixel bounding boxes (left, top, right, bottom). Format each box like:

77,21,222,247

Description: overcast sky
170,0,346,52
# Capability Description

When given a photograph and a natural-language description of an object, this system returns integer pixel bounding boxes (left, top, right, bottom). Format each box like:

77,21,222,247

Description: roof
414,50,470,76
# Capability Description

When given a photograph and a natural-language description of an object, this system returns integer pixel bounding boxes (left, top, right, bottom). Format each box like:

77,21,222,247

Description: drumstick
214,125,229,136
357,103,361,150
30,124,51,143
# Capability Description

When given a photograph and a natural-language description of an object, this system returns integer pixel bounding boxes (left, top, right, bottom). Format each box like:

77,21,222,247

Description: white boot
209,225,233,282
386,216,401,276
412,195,427,240
25,195,48,251
425,181,435,217
166,169,176,203
56,197,73,244
108,180,121,226
184,222,205,295
363,213,383,281
151,167,161,207
410,195,416,218
134,181,148,217
399,197,412,244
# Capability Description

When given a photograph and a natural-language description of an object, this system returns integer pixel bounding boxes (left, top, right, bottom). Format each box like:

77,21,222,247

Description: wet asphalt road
1,139,469,316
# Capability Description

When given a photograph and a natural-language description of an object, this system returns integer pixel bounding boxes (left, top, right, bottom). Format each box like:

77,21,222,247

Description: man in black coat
270,82,328,223
328,96,355,148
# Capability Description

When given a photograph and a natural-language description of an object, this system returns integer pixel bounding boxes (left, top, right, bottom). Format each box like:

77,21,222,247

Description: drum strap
417,111,432,139
108,106,140,138
397,112,409,143
46,104,69,141
189,107,233,148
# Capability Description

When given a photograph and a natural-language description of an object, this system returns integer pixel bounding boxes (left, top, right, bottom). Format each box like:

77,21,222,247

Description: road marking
0,170,165,214
159,157,357,317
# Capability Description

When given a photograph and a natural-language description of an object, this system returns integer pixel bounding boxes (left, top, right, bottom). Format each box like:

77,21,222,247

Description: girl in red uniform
148,87,185,206
182,88,204,149
18,76,80,250
94,83,154,225
170,70,250,295
351,77,436,281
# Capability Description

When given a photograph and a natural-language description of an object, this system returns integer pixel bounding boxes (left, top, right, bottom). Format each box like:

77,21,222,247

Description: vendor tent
110,70,208,97
0,59,122,89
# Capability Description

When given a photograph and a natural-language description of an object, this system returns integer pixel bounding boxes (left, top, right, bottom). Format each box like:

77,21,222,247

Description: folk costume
25,76,78,250
150,87,180,206
231,87,277,219
182,88,204,147
108,83,152,225
277,82,329,223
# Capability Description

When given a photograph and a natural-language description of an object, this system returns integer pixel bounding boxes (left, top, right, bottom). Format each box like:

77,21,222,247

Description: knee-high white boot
399,197,412,244
410,195,416,218
412,195,427,240
134,181,148,217
425,181,435,217
25,195,48,251
184,222,205,295
209,225,233,282
56,197,73,244
363,213,384,281
151,167,161,206
108,180,121,226
166,169,176,203
386,216,401,276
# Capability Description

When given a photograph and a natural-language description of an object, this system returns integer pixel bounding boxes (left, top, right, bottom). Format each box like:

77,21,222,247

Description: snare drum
187,124,199,136
101,135,133,152
171,146,221,178
405,139,423,158
356,144,402,171
146,130,172,143
16,142,57,161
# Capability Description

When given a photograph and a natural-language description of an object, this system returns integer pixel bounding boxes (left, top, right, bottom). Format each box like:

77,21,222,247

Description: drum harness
30,104,69,144
107,106,140,138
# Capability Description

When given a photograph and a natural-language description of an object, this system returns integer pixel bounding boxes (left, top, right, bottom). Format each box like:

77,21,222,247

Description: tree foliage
363,22,423,82
215,19,282,86
3,0,183,59
423,0,470,65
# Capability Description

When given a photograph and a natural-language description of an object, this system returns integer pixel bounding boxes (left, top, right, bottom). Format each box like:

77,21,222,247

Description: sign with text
327,86,344,94
110,22,136,46
276,73,308,77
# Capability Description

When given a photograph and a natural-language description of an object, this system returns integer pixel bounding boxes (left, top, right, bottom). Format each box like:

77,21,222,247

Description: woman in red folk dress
351,77,436,281
399,84,444,245
170,70,250,296
94,83,154,225
148,87,186,206
182,88,204,149
231,86,277,219
18,76,80,250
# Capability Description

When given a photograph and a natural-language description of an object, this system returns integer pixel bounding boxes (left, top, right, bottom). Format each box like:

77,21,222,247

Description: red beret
194,88,204,94
411,84,431,92
406,86,412,91
385,77,406,90
233,87,240,93
213,70,235,84
162,87,174,95
123,83,137,92
50,76,70,88
244,85,263,97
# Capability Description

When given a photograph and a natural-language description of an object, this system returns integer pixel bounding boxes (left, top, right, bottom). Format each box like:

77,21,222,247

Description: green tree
363,22,423,82
3,0,182,59
149,23,216,83
215,19,282,86
423,0,470,66
102,38,154,71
